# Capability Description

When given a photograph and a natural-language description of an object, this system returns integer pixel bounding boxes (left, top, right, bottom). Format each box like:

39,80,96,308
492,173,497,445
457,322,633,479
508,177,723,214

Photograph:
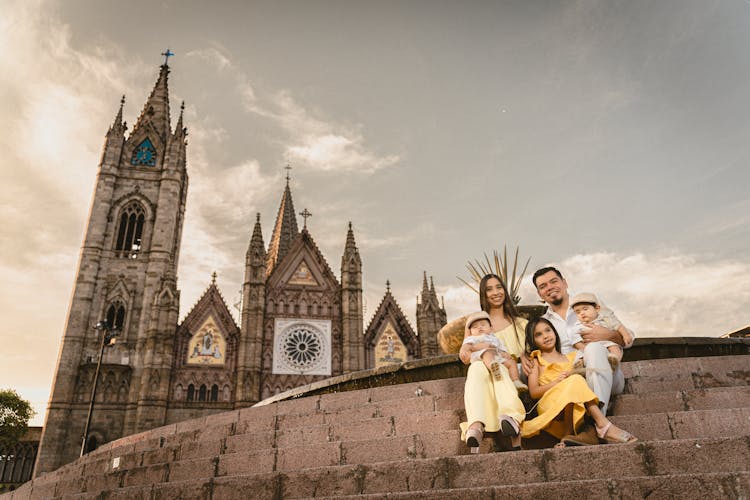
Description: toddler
461,311,528,392
571,292,630,371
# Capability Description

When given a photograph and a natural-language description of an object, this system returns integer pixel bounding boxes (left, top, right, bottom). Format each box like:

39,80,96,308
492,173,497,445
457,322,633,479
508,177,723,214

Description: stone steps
31,435,750,499
314,471,750,500
7,354,750,499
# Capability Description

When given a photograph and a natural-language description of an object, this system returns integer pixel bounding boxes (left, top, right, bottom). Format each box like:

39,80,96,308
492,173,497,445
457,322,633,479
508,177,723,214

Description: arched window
115,202,145,257
187,384,195,401
130,138,157,166
198,384,207,402
105,302,126,330
210,384,218,402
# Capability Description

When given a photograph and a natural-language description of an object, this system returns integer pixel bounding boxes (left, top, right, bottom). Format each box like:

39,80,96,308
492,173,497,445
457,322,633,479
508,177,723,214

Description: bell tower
35,58,188,475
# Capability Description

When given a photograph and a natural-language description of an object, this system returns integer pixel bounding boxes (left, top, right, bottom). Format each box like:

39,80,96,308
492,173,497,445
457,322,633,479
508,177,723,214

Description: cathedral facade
35,63,446,475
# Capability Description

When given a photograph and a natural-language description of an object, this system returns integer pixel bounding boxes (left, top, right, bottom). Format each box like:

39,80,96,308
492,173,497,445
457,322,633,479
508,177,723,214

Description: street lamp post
80,320,119,457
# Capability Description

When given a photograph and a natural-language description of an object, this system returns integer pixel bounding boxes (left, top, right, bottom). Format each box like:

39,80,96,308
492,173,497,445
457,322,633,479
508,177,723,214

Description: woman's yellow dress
461,317,528,438
520,350,599,440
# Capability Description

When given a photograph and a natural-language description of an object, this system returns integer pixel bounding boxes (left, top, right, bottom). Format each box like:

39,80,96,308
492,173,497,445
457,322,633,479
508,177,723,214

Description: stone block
81,456,111,477
670,407,750,439
53,477,86,497
141,445,178,466
217,449,276,476
212,473,279,500
375,396,435,417
280,464,363,498
610,391,687,416
152,478,212,500
179,438,222,460
341,435,413,465
237,404,277,430
330,416,393,442
175,416,207,434
609,413,673,440
275,395,320,416
614,471,750,500
369,382,432,403
393,410,461,436
277,423,331,448
276,410,326,430
99,485,154,500
82,470,122,492
28,479,56,499
361,458,452,493
168,456,216,482
434,392,465,411
194,422,233,442
686,386,750,411
414,429,465,458
276,441,340,471
543,444,647,482
449,452,545,488
205,409,239,427
132,436,162,453
648,437,750,475
324,404,379,424
121,463,168,487
319,389,372,411
225,429,275,454
492,478,612,499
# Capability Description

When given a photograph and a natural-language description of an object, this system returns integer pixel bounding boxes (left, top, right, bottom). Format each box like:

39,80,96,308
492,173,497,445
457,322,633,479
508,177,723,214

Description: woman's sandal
465,425,483,453
596,422,637,444
499,415,520,437
554,441,567,448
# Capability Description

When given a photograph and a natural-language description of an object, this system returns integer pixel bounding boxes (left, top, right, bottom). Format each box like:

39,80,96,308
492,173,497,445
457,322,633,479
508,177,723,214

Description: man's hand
580,324,625,346
521,352,534,377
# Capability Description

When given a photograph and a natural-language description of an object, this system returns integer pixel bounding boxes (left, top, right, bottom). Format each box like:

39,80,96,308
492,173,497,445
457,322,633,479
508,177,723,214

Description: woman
459,274,528,452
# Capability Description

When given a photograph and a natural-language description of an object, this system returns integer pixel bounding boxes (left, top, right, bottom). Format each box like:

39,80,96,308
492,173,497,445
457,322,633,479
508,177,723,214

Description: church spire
109,95,126,134
266,178,299,274
421,271,429,295
248,213,265,256
131,63,171,141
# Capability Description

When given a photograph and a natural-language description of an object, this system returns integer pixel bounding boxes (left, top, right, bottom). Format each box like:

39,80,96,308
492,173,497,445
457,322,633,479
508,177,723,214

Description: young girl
520,317,636,447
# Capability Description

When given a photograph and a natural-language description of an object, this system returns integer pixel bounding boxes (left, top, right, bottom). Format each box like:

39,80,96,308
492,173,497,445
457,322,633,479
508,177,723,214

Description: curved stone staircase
7,354,750,499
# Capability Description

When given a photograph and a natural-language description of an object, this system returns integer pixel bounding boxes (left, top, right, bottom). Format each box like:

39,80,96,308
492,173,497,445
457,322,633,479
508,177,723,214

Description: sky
1,0,749,425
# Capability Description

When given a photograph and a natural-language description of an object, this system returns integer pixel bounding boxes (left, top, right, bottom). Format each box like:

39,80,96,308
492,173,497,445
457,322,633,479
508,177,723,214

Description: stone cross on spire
299,208,312,229
161,48,174,66
285,164,292,185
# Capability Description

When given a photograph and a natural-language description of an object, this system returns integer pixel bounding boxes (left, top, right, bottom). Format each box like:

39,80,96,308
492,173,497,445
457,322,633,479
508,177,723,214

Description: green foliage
0,389,35,449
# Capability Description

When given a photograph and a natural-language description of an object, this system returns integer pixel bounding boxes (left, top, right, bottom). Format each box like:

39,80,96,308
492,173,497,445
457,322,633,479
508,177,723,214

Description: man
531,266,634,417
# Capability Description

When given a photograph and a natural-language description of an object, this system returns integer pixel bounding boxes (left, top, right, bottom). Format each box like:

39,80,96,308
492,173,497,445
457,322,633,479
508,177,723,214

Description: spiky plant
458,246,531,304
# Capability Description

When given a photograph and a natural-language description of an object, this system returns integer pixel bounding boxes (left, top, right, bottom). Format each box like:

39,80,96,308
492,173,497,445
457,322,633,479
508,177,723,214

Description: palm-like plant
458,246,531,304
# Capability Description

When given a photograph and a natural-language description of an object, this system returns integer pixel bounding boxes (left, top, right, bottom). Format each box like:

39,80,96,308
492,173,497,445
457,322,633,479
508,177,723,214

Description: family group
458,266,638,451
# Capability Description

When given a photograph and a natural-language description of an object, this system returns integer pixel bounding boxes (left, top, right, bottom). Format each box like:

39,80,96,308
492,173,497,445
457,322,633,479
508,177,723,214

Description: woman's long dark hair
524,317,561,355
478,273,519,319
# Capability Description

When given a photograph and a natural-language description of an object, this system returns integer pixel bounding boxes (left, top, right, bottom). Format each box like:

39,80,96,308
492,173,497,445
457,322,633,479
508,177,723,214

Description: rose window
280,326,325,371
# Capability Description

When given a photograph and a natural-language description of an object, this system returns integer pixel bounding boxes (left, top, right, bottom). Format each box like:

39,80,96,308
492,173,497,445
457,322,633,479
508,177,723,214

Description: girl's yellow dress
521,350,599,439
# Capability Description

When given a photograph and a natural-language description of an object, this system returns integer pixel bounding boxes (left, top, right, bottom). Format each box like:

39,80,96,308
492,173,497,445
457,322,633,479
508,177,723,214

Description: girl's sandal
596,422,637,444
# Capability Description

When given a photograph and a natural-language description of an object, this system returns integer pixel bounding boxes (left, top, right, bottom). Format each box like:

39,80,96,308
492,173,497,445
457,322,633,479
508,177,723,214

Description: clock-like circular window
279,325,326,372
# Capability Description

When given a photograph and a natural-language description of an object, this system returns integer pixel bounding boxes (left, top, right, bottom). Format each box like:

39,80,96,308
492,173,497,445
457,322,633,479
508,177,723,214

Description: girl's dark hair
524,317,561,355
478,274,519,319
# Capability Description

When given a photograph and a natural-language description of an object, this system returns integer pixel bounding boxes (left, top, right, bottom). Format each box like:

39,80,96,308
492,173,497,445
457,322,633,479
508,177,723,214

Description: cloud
185,47,232,70
240,82,399,173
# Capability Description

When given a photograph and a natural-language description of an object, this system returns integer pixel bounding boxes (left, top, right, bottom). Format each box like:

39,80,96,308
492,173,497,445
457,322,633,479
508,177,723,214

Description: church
34,61,447,475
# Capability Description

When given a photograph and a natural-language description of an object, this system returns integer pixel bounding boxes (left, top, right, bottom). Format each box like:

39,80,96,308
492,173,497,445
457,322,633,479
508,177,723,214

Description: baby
461,311,528,392
570,292,630,371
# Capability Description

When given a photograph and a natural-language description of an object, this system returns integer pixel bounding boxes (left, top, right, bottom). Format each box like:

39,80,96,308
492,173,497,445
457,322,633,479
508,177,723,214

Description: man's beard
550,297,564,306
